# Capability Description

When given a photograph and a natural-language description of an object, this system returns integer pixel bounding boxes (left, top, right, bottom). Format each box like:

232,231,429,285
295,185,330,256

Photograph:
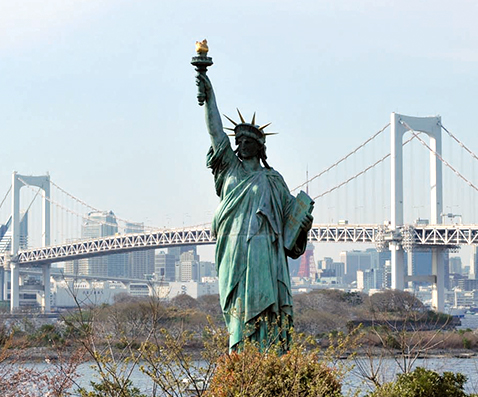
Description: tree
368,290,425,315
293,290,359,336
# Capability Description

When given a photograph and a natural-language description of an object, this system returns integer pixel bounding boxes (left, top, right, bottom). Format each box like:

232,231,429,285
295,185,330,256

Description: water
14,314,478,396
459,313,478,330
19,355,477,396
344,356,478,396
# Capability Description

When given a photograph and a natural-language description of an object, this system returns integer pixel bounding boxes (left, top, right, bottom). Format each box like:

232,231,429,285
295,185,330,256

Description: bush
29,323,65,346
367,367,468,397
78,379,147,397
384,335,400,350
206,339,342,397
462,337,471,349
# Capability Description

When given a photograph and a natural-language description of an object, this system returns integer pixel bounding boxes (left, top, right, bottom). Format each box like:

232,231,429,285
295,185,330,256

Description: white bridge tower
390,113,444,311
10,172,51,312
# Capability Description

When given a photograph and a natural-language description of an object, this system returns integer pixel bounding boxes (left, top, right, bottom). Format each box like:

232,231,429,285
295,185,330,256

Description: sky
1,0,478,262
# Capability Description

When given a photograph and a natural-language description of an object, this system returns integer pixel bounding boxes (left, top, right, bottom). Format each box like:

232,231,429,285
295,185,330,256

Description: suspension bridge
1,112,478,313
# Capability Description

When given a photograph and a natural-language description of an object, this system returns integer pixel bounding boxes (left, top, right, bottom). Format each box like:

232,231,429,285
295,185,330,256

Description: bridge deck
1,224,478,267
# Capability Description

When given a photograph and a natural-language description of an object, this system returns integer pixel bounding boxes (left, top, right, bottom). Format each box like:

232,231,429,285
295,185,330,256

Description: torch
191,39,213,106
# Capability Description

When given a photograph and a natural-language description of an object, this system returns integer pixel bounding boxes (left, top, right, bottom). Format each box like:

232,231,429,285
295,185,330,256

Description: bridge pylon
390,113,444,312
8,172,51,313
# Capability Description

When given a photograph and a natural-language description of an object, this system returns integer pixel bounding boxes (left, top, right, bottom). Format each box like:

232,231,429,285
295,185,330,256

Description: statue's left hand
300,213,313,232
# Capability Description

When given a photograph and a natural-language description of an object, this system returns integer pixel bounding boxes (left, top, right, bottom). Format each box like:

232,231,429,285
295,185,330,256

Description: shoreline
12,345,478,363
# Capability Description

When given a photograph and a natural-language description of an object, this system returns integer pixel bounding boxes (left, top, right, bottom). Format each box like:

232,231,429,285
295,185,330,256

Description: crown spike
224,127,235,131
251,112,256,125
223,114,237,126
259,122,272,130
236,108,246,123
264,132,278,136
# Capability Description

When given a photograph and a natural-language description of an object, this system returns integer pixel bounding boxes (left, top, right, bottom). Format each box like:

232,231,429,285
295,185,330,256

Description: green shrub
384,335,400,349
78,379,147,397
27,323,65,346
367,367,467,397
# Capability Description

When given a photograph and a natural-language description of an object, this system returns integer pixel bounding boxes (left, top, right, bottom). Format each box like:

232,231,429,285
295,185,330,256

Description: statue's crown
224,109,276,145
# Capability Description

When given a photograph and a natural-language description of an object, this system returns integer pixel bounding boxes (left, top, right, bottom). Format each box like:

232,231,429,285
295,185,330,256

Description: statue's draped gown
207,138,308,350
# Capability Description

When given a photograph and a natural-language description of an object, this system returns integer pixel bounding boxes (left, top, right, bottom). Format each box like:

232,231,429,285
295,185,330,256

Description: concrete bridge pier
42,263,51,313
10,260,19,310
1,267,7,301
390,242,405,290
431,247,445,312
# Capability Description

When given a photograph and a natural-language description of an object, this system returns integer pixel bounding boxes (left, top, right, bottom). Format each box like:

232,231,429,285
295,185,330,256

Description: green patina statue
192,41,313,352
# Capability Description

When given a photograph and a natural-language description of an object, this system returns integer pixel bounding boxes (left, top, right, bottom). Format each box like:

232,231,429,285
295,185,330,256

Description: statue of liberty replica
192,40,314,352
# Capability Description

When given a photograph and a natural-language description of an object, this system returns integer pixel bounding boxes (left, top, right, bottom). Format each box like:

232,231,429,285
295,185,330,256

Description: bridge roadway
2,223,478,267
21,268,164,285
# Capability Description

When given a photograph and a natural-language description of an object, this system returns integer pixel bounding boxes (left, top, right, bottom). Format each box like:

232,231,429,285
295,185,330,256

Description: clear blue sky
1,0,477,261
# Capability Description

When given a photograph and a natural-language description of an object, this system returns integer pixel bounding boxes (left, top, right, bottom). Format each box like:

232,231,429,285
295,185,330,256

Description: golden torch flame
195,39,209,54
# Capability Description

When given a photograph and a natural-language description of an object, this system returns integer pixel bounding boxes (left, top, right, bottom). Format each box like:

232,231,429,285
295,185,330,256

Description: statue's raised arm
191,40,226,150
197,74,228,150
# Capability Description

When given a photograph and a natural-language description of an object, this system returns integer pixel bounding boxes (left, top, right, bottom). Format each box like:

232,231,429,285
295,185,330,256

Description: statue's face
236,136,261,160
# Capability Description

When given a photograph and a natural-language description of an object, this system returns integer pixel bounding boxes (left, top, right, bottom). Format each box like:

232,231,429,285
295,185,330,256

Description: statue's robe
207,138,308,350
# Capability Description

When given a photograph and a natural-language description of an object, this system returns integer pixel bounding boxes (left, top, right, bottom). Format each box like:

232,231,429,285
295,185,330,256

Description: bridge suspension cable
23,184,42,219
312,153,390,200
291,122,390,193
50,179,160,231
0,181,40,221
17,176,123,230
401,121,478,193
440,123,478,163
50,179,101,213
0,185,11,211
312,135,416,201
17,177,211,241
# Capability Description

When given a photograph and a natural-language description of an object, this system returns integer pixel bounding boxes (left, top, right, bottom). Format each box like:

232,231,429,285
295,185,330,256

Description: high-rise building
470,246,478,280
155,251,176,281
199,261,216,279
64,242,80,275
318,257,345,283
0,212,28,252
19,211,28,249
124,222,155,279
155,246,200,282
169,245,199,260
383,260,392,289
340,249,379,284
407,249,432,278
176,250,199,282
407,249,449,289
357,268,384,291
82,211,118,239
77,211,127,277
378,250,391,271
458,278,478,291
449,256,462,275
